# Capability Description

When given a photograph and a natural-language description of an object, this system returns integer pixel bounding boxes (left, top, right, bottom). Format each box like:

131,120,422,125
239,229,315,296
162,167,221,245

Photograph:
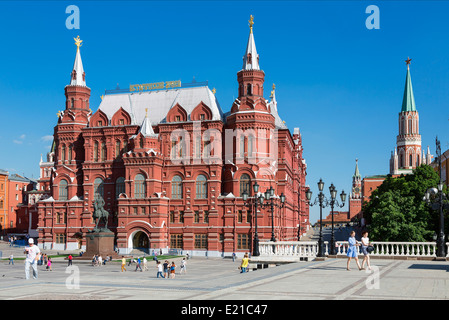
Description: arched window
240,174,251,197
68,145,72,162
115,140,121,158
139,138,144,149
94,178,104,199
134,174,146,199
248,135,254,157
94,141,99,162
115,177,125,198
408,118,413,134
247,84,252,95
409,154,413,167
59,179,68,200
61,144,66,162
101,142,106,162
196,174,208,199
240,136,245,157
171,175,183,199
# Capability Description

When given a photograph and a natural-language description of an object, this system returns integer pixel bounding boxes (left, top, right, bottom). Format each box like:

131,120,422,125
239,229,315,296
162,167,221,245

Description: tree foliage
362,165,447,242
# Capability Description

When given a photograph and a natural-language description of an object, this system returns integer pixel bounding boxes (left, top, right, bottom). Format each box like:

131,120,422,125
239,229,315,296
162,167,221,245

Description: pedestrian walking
135,257,142,272
68,254,73,266
232,252,236,262
346,231,362,271
47,257,52,271
143,257,148,271
98,255,103,266
121,256,127,272
240,253,249,273
170,261,176,279
9,254,14,265
24,238,40,279
179,258,187,274
128,256,134,266
361,231,372,270
163,260,169,279
156,261,164,278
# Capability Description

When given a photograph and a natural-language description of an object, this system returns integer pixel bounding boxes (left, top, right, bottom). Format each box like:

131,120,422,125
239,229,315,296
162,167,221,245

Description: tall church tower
53,36,91,199
225,15,277,196
390,58,430,175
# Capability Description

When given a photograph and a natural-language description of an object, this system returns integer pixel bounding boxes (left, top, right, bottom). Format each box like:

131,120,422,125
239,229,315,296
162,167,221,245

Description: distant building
390,58,432,175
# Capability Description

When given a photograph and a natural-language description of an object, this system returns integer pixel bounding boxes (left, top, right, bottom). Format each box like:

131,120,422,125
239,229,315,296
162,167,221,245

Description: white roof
98,86,224,126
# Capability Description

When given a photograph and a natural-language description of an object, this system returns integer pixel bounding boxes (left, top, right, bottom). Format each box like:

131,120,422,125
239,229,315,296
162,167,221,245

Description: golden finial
145,108,149,118
249,15,254,33
57,111,62,117
270,83,275,98
100,95,104,101
212,88,216,95
74,35,83,49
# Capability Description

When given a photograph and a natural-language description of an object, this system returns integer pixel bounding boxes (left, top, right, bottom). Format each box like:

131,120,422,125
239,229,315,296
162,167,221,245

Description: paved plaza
1,241,448,300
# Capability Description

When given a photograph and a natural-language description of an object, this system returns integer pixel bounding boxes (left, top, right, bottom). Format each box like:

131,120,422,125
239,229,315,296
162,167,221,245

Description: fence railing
258,241,449,259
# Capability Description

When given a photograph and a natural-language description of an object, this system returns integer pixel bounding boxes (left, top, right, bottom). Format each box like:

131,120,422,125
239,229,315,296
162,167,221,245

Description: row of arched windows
92,140,129,162
60,144,73,162
59,173,253,201
399,116,419,135
58,174,209,201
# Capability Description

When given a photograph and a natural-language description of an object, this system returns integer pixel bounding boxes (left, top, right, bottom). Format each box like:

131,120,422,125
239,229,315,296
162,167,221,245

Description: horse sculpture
93,195,110,232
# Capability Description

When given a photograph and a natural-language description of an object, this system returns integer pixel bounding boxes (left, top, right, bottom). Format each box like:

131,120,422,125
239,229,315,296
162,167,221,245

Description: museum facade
35,18,309,257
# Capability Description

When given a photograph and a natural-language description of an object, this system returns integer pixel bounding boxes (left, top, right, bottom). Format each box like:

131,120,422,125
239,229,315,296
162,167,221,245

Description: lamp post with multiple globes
242,183,286,256
306,179,346,257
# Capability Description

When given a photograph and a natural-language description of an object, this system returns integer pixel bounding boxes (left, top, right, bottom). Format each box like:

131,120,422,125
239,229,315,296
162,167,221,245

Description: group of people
121,256,187,278
91,254,114,266
346,230,372,271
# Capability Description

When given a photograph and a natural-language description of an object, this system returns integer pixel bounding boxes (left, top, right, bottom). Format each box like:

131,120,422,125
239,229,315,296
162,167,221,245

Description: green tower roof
401,59,417,112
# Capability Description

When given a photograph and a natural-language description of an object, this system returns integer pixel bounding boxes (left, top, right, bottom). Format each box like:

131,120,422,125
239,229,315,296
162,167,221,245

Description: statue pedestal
85,231,115,257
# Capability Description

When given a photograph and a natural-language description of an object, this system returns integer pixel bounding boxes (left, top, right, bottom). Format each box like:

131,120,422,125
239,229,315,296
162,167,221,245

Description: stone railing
257,241,449,260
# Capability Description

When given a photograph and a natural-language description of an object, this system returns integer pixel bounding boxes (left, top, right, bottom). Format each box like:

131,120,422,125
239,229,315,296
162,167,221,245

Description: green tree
363,165,445,242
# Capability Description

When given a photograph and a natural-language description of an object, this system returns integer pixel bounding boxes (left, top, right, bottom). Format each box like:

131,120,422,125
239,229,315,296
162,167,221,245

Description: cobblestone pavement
1,251,448,301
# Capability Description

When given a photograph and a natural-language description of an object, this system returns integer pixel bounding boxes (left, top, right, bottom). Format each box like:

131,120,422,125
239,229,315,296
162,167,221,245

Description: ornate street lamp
306,179,345,257
424,137,448,258
328,183,346,255
261,186,285,242
243,182,264,256
306,179,328,257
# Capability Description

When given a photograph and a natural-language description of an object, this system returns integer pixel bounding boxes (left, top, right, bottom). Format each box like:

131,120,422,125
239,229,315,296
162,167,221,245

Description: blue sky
0,1,448,224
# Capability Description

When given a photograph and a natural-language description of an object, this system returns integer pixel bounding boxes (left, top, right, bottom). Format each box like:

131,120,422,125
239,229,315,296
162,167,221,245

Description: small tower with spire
64,36,91,122
349,159,363,219
390,58,429,175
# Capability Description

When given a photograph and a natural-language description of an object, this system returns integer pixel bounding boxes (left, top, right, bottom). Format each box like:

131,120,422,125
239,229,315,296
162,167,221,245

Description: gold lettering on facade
129,80,181,92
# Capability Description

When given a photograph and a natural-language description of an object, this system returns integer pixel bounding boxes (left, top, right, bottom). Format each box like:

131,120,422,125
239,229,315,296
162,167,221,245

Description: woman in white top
361,231,371,270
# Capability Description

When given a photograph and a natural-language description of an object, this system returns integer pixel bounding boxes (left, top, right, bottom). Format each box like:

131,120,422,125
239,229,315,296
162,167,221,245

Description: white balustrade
257,241,449,260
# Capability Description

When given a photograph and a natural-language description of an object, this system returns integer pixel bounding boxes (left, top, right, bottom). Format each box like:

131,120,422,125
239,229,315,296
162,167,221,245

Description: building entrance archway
129,230,150,253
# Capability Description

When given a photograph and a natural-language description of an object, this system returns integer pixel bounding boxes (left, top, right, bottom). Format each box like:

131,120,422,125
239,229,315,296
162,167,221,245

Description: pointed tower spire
401,57,416,112
137,108,157,138
70,36,86,86
242,15,260,70
353,158,361,178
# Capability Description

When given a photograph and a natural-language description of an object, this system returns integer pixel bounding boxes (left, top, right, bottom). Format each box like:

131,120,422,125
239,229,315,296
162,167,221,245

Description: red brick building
36,19,309,257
